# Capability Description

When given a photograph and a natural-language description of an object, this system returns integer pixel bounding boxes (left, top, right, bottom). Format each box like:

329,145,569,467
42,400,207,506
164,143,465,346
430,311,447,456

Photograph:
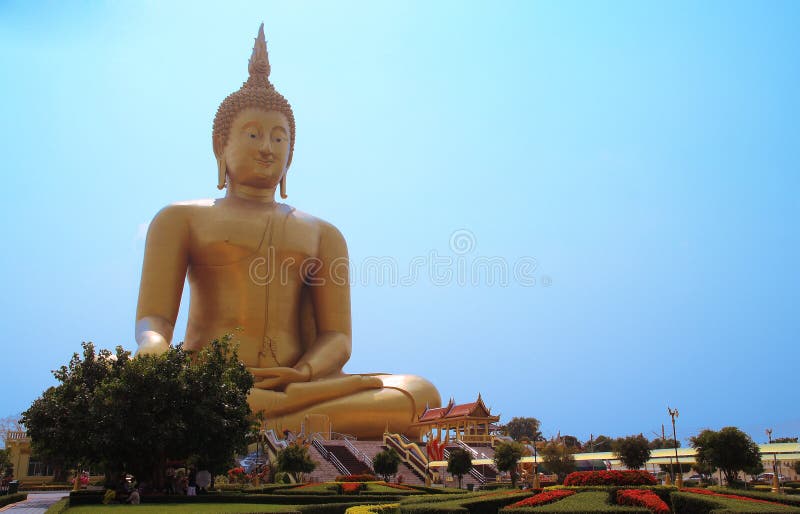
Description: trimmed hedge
708,488,800,507
670,491,800,514
345,504,399,514
0,492,28,508
297,503,376,514
68,490,402,506
501,491,649,513
398,490,532,514
453,491,533,513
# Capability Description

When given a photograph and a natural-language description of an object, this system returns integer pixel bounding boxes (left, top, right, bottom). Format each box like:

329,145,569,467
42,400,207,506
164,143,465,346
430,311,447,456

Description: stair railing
384,433,432,481
444,447,488,484
311,435,349,476
344,439,374,472
456,439,479,458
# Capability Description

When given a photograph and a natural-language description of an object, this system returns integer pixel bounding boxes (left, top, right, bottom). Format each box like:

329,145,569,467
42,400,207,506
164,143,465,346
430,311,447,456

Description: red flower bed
335,474,376,482
617,489,670,514
564,470,657,486
340,482,363,494
682,488,780,505
507,489,575,508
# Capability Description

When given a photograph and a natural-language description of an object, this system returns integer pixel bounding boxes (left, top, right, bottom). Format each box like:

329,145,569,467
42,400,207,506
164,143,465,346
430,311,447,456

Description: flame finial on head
247,23,271,88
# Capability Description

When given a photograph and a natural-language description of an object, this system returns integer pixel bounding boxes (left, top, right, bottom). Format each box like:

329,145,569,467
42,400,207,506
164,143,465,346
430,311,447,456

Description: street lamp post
668,407,682,488
766,429,780,494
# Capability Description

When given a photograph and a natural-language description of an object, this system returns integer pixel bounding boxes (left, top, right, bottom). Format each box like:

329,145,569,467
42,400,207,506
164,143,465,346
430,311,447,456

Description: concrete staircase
323,442,372,475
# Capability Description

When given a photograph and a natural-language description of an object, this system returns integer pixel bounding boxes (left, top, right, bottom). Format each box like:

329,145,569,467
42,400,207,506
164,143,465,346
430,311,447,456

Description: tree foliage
658,462,692,474
372,448,400,482
690,427,761,486
447,448,472,489
503,417,542,442
773,437,798,443
22,337,253,486
494,441,525,487
540,440,576,483
613,434,652,470
649,437,680,449
0,449,11,478
589,435,614,452
275,442,316,482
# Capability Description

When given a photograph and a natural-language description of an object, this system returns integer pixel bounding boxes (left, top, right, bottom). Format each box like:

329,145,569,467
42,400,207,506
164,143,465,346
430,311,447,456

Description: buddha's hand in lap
248,366,311,390
248,375,383,417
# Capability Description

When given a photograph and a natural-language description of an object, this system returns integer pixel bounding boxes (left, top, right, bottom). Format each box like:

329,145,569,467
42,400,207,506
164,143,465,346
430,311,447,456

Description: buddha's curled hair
212,23,296,167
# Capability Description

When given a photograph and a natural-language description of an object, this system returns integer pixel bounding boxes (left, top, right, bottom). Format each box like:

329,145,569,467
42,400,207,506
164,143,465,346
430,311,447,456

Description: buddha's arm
295,222,352,379
135,205,190,355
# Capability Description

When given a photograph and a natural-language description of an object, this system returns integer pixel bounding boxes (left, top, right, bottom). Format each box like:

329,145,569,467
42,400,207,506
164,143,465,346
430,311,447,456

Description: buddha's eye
249,133,257,139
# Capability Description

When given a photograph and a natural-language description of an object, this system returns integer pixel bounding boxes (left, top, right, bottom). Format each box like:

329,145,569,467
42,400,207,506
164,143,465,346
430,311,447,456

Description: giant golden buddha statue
135,24,440,439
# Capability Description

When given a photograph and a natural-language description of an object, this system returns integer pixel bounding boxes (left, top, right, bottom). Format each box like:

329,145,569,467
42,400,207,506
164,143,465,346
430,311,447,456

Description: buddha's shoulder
288,208,345,241
149,199,216,224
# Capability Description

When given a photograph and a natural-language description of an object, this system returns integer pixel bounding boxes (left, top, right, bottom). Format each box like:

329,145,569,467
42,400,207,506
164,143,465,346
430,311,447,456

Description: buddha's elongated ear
280,175,287,199
217,157,227,190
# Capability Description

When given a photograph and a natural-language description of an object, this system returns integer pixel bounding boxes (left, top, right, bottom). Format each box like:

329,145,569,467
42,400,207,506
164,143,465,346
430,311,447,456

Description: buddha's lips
255,158,275,167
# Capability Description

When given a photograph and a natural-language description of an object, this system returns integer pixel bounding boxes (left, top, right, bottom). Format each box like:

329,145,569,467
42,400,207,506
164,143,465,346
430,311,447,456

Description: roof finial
246,22,271,88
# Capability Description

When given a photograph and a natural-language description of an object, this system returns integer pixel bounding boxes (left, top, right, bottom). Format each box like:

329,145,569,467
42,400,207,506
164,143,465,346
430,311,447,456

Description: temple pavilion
410,394,500,444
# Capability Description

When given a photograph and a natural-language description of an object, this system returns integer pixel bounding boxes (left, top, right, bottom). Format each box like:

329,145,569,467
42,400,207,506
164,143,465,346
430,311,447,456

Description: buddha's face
223,108,291,189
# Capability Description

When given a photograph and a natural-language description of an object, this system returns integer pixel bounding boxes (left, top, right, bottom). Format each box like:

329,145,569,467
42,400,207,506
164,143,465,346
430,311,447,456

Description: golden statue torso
181,199,320,369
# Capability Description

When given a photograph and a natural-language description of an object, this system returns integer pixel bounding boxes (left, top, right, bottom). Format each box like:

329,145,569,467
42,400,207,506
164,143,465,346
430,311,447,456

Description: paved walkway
0,492,69,513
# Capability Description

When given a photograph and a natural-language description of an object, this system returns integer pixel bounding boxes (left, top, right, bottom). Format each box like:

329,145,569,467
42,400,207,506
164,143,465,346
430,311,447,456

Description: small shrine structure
410,394,500,444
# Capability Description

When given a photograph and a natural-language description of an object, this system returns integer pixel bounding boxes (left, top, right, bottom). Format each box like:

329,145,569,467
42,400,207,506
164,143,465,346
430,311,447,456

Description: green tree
447,448,472,489
613,434,651,470
275,442,316,483
0,449,12,478
503,417,542,442
540,440,576,483
691,427,761,486
773,437,798,443
658,462,691,475
649,437,680,449
22,337,253,488
372,449,400,482
494,441,525,487
589,435,614,452
22,342,124,482
743,460,764,481
692,460,716,478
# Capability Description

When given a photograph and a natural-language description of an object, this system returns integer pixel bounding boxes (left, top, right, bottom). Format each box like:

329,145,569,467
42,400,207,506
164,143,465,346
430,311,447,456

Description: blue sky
1,0,798,444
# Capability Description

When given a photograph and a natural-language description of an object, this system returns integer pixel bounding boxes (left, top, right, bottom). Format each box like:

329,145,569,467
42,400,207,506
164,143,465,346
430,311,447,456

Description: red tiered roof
414,394,498,424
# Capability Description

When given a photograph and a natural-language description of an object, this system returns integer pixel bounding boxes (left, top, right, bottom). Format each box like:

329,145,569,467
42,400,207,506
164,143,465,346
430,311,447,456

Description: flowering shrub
336,474,377,482
563,470,657,486
227,467,246,484
340,482,365,494
617,489,670,514
72,472,90,488
682,488,780,505
246,466,270,484
507,489,575,508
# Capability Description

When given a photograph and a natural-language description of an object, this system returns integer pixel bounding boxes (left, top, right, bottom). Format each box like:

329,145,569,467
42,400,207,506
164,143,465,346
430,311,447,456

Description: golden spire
246,23,272,89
